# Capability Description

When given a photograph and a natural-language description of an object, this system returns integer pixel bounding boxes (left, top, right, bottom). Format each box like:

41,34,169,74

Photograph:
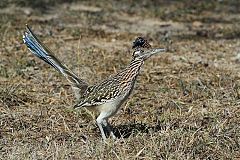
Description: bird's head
132,37,165,60
132,37,151,49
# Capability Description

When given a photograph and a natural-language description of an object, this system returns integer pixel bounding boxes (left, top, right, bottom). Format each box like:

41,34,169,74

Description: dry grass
0,0,240,159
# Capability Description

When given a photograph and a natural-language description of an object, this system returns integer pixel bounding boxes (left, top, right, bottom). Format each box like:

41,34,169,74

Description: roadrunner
23,25,165,140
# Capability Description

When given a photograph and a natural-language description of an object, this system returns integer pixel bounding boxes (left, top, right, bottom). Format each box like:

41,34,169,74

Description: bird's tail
23,25,88,98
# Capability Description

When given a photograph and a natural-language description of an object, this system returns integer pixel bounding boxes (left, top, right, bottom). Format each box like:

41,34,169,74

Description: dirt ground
0,0,240,159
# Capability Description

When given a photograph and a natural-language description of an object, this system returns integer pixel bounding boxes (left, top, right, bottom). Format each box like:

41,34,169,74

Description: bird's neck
117,58,144,83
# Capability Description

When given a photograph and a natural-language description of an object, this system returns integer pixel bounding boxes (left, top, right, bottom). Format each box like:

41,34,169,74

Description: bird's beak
143,48,165,60
149,48,165,54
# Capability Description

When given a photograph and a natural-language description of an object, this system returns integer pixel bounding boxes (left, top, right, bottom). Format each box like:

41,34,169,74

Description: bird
23,25,165,140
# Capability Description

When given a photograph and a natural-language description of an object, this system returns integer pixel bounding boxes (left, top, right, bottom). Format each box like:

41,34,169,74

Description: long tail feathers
23,25,88,98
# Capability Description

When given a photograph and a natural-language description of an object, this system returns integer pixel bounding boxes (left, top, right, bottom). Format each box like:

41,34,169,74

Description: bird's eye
132,50,141,57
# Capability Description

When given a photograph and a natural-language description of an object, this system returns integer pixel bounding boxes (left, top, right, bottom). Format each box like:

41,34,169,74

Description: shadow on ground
113,123,163,138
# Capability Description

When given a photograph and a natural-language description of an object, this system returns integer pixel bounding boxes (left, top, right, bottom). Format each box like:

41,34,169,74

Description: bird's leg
96,116,108,140
97,111,118,140
103,119,116,139
107,122,116,139
96,115,116,140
